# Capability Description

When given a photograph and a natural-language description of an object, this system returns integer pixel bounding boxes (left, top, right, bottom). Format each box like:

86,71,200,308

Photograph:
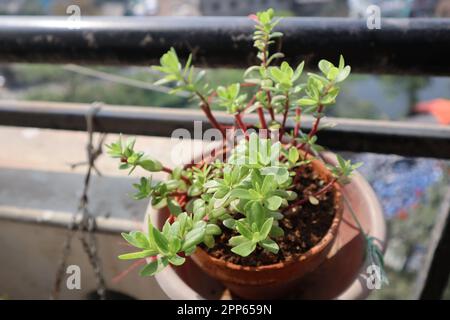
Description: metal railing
0,16,449,299
0,17,450,74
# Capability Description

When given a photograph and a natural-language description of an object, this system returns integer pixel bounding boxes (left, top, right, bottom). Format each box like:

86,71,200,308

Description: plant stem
309,104,324,138
240,82,258,88
261,37,275,121
257,106,268,129
180,71,225,138
162,166,173,174
112,259,147,283
280,92,290,139
298,104,324,155
293,107,301,144
196,92,226,138
287,177,337,210
235,113,248,136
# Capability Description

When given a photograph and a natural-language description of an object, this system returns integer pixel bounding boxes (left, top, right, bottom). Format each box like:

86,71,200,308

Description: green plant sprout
107,8,385,283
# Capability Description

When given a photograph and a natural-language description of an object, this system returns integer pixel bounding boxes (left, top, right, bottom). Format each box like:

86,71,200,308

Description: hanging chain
51,102,107,300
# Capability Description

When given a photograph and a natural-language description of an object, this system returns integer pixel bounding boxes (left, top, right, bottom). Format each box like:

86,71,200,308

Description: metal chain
51,102,107,300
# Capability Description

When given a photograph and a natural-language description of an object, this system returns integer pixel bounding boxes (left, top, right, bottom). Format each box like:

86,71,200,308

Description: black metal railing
1,100,450,159
0,16,449,299
0,17,450,74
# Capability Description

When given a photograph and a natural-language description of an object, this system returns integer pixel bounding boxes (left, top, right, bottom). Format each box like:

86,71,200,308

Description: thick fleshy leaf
168,254,186,266
118,249,157,260
266,196,282,211
260,218,274,239
139,256,169,276
231,240,257,257
259,238,279,254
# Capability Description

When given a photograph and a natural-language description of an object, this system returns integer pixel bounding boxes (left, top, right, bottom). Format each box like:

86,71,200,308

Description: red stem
196,92,226,138
235,113,248,137
298,104,324,154
112,259,147,283
257,106,268,129
309,104,324,138
162,166,172,174
266,90,275,120
293,107,301,144
280,92,290,140
200,103,226,138
261,37,275,121
240,82,257,88
287,177,337,210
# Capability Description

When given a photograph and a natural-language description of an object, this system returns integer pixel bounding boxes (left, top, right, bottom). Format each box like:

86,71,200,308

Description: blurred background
0,0,449,300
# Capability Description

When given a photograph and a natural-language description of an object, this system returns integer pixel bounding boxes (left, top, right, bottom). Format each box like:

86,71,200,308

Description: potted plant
107,9,386,299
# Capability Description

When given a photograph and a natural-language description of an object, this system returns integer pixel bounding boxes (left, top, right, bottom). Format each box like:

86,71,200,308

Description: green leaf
181,226,206,251
336,66,351,82
229,235,248,247
261,174,275,194
118,249,157,260
229,188,254,200
259,238,279,254
269,67,284,82
235,221,253,239
149,225,169,254
203,234,215,248
168,254,186,266
260,166,289,185
184,246,196,256
297,98,317,106
222,218,236,229
293,61,305,81
167,199,182,216
206,224,222,236
121,231,149,249
339,55,345,70
266,196,282,211
168,237,182,254
259,217,274,239
231,240,257,257
139,256,169,276
270,225,284,238
318,59,333,76
249,202,265,229
326,66,339,81
288,147,299,164
138,159,163,172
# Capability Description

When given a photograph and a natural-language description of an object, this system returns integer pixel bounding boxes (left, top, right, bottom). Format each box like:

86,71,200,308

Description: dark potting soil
203,164,338,267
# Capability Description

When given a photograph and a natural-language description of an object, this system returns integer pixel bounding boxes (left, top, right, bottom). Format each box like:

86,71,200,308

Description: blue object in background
350,153,444,219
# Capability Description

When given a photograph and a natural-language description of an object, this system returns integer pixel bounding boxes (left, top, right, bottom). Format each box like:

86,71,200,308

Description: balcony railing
0,16,449,299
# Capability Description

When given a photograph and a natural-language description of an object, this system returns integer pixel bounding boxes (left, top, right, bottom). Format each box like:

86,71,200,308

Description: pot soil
204,163,337,267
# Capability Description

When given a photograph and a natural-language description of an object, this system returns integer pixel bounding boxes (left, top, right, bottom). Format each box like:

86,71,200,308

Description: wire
62,64,190,98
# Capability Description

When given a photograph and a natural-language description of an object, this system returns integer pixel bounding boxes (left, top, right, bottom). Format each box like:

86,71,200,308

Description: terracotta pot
150,152,386,300
189,156,343,299
149,152,346,299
